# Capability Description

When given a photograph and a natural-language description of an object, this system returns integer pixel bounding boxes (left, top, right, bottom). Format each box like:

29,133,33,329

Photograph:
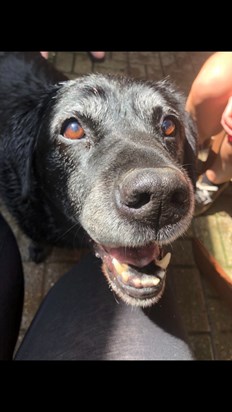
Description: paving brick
73,53,92,74
93,60,128,76
17,232,31,262
188,334,214,360
46,246,89,263
111,52,128,62
174,52,193,69
213,331,232,360
43,262,77,295
171,267,210,333
21,262,45,330
159,52,176,67
146,66,163,81
14,329,26,355
201,275,221,299
189,52,213,74
63,72,80,80
192,215,227,267
129,64,146,79
206,297,232,332
55,52,74,73
128,52,160,66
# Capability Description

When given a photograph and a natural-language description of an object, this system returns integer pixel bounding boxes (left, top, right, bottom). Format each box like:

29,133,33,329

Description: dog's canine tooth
155,252,171,270
151,277,160,286
112,258,129,275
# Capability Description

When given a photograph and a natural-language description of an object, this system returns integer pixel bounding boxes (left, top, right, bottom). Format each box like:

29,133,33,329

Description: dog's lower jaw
102,262,167,307
94,242,171,307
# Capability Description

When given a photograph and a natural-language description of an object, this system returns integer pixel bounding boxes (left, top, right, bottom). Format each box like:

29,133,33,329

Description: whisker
72,224,87,249
55,221,80,243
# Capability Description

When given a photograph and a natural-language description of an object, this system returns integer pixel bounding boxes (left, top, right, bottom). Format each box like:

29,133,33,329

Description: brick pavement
1,51,232,360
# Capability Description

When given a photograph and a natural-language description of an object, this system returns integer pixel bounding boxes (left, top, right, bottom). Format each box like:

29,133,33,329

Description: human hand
221,96,232,136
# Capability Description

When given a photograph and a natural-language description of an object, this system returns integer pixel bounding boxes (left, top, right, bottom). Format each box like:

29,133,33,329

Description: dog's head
25,74,197,306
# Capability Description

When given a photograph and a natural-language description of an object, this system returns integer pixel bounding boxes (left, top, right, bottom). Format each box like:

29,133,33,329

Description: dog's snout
115,168,191,226
116,170,156,211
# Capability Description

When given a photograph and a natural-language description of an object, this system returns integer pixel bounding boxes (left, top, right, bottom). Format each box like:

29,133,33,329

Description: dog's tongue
105,244,160,268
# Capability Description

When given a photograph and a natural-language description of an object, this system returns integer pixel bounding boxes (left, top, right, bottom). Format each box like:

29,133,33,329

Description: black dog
0,52,197,307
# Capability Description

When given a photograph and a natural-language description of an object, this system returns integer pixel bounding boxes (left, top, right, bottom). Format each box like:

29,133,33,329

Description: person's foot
40,52,49,59
89,52,105,62
40,51,106,62
194,173,230,216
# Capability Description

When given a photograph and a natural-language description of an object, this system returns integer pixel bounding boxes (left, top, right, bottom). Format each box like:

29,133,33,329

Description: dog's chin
93,243,171,307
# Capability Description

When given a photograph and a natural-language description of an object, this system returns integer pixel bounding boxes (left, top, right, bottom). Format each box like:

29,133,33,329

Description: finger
221,118,232,135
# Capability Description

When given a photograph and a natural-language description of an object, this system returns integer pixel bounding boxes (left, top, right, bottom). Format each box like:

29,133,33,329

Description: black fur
0,52,197,262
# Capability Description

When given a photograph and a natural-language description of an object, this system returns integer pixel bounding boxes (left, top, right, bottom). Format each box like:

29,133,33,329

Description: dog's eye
61,118,85,140
161,118,176,137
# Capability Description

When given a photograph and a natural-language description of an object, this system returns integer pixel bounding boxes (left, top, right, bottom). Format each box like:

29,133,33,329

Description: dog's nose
115,168,191,226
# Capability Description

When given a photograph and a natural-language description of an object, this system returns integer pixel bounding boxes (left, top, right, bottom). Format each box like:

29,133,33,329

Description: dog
0,52,197,307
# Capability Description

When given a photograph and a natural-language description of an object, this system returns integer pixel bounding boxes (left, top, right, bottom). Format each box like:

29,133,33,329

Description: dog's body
0,52,197,306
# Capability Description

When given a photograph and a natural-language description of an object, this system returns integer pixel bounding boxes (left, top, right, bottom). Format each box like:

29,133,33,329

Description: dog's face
34,74,197,307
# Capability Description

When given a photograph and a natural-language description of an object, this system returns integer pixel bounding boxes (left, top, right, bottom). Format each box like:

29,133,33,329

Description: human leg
186,52,232,142
186,52,232,215
0,213,24,360
15,253,193,360
206,134,232,185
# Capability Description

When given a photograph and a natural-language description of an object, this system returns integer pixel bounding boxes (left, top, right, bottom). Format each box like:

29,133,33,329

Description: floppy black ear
183,111,198,188
2,102,46,202
12,89,59,201
20,107,43,201
0,52,67,202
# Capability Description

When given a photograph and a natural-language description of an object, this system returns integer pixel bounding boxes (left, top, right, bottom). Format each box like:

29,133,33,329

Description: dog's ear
21,126,39,201
15,104,44,201
14,91,57,201
0,52,67,202
183,111,198,188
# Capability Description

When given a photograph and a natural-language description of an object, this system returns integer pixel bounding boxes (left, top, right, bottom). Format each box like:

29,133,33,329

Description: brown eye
161,118,176,136
62,118,85,140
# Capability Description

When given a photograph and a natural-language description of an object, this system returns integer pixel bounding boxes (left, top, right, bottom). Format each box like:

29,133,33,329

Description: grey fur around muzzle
0,57,197,307
46,74,197,306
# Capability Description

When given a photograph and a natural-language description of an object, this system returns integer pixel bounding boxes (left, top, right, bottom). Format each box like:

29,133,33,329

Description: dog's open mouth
94,243,171,307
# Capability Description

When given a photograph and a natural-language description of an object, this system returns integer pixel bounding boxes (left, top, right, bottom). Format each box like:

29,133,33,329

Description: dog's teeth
121,271,129,283
140,276,160,287
155,252,171,270
112,258,129,275
152,277,160,286
131,277,142,287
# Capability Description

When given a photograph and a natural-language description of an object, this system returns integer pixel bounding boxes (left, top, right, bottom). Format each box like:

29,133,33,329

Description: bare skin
186,52,232,185
89,52,105,59
40,52,49,59
40,51,105,61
